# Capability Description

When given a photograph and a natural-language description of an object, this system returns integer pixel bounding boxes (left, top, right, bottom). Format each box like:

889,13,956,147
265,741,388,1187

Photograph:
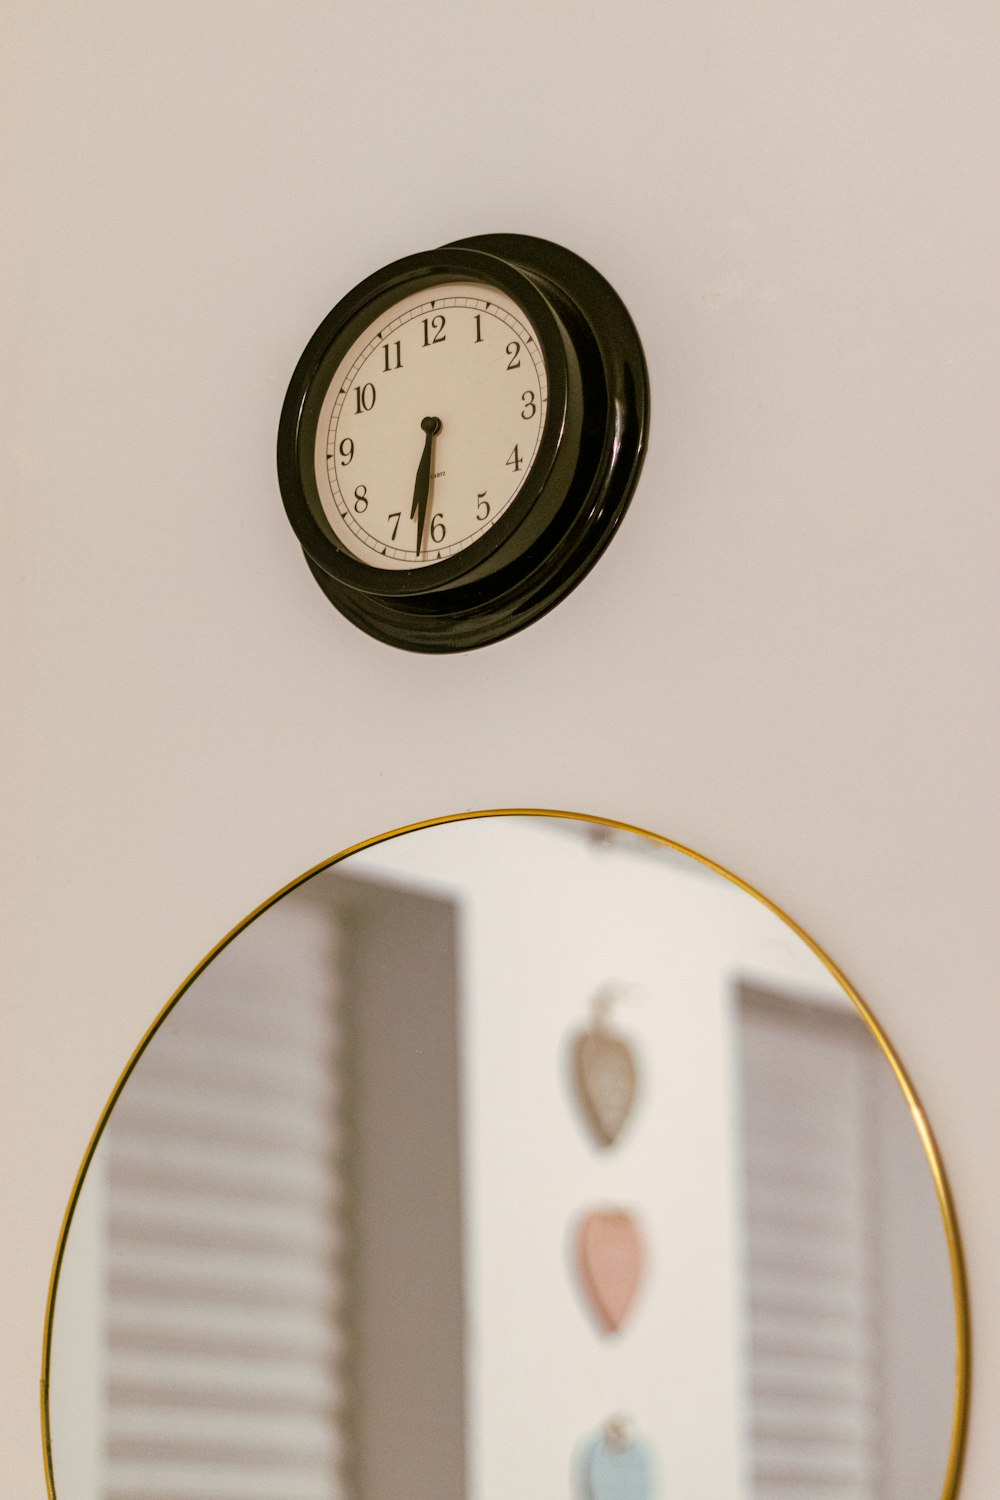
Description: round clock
277,234,649,652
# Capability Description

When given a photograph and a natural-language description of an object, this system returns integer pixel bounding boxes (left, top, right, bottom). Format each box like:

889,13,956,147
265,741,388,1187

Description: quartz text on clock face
313,281,548,569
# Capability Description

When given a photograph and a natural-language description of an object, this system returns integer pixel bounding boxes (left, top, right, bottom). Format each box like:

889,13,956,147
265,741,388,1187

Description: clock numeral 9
422,314,446,346
338,438,354,465
430,513,446,543
506,341,521,370
353,485,368,513
521,391,536,420
353,382,376,414
476,492,490,521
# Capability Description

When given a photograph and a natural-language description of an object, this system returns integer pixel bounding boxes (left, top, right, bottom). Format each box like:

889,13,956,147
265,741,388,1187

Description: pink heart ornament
576,1209,645,1334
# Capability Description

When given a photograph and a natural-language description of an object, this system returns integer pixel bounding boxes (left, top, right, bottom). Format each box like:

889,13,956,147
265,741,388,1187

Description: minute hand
410,416,441,558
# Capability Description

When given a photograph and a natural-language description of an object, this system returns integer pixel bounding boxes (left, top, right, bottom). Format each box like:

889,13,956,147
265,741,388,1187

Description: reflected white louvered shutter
102,902,345,1500
737,986,881,1500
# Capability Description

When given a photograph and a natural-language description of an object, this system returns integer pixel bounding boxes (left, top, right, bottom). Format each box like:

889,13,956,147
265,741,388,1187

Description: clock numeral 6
353,382,376,414
521,391,536,420
430,513,446,543
353,485,369,513
476,492,490,521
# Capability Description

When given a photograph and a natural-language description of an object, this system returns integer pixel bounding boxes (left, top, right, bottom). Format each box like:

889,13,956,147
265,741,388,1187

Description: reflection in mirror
45,815,966,1500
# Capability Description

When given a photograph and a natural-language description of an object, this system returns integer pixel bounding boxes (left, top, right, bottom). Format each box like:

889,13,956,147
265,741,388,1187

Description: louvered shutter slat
103,910,344,1500
738,986,880,1500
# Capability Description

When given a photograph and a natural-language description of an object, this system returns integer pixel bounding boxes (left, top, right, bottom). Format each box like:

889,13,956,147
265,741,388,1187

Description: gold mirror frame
40,807,971,1499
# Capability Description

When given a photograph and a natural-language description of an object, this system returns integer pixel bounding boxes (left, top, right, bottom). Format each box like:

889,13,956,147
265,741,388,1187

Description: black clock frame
277,233,649,652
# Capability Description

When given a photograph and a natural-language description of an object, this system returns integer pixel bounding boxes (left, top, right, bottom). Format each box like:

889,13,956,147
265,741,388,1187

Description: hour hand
410,416,441,557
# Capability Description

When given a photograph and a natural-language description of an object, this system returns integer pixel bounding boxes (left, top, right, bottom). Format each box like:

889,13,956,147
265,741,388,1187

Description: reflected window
736,984,954,1500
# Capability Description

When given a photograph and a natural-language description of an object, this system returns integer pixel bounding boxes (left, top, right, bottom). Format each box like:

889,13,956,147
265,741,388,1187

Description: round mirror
44,812,968,1500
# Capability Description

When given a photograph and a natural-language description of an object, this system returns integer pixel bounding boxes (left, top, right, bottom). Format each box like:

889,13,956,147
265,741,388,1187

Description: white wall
2,4,996,1496
353,818,853,1499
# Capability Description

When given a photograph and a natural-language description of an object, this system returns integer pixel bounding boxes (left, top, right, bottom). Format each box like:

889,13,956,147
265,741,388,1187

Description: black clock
277,233,649,652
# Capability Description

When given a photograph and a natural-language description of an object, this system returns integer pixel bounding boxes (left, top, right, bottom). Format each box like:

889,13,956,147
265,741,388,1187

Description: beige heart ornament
574,1015,639,1148
576,1209,645,1334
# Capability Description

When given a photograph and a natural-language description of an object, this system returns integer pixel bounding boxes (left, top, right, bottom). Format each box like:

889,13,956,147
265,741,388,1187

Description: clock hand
410,415,441,557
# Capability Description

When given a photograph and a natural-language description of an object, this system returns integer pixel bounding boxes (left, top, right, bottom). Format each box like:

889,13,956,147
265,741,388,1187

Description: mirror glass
46,814,965,1500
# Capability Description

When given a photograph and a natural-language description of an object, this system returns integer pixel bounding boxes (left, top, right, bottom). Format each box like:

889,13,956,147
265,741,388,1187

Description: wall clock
277,234,649,652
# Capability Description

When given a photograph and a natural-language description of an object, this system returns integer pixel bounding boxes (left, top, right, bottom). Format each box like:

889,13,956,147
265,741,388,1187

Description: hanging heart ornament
576,1209,645,1333
578,1423,654,1500
574,1009,639,1147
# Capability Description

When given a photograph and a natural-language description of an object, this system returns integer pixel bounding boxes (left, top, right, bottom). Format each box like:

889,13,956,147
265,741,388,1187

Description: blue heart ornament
579,1431,654,1500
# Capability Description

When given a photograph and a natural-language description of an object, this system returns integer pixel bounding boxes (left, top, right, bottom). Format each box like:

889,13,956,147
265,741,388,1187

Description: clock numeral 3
521,391,536,419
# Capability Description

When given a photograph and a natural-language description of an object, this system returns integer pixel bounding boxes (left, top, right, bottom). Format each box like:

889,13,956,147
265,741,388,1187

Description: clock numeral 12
422,314,446,346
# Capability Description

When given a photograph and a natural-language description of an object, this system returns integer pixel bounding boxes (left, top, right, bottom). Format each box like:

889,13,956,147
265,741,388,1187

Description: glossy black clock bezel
277,234,650,652
279,249,570,599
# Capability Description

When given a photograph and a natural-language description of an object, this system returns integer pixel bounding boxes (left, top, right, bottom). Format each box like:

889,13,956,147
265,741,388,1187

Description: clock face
313,282,548,569
278,235,649,651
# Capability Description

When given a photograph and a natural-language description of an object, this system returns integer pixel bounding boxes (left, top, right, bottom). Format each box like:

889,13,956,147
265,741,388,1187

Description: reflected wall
45,814,966,1500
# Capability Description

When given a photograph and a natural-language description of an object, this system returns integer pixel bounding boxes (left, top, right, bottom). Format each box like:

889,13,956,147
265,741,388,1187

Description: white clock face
313,281,548,569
